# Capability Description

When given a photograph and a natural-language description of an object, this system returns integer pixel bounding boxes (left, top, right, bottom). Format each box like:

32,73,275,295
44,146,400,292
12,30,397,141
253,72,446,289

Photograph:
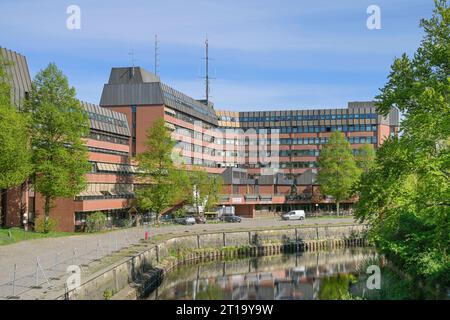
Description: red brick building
1,50,399,231
100,67,399,218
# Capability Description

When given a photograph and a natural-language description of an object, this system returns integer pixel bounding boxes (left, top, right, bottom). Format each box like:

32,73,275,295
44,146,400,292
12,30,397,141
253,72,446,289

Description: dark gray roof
0,47,32,109
100,82,164,106
100,67,218,126
107,67,161,84
160,82,218,125
81,101,130,137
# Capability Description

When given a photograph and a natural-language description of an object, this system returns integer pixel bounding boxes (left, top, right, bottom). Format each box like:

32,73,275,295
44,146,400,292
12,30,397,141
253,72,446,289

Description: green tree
25,63,90,231
204,175,223,212
136,118,189,224
355,143,376,174
356,0,449,291
187,168,223,216
0,55,32,226
317,130,360,216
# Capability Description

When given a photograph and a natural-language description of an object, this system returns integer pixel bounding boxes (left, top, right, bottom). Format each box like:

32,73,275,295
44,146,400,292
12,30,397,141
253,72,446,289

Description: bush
103,288,115,300
86,211,107,233
34,216,58,233
172,209,186,219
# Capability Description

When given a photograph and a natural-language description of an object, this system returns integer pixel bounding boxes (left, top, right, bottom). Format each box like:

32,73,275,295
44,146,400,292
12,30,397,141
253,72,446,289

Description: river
147,248,380,300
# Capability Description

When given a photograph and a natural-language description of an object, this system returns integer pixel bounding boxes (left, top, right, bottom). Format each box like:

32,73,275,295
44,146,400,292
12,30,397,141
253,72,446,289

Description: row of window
280,162,318,169
278,125,377,134
89,132,129,145
165,110,214,130
174,122,378,145
88,111,128,128
180,156,216,167
176,135,377,158
237,113,378,122
75,193,135,201
279,136,378,145
218,115,238,122
280,150,320,157
162,89,213,118
88,146,129,157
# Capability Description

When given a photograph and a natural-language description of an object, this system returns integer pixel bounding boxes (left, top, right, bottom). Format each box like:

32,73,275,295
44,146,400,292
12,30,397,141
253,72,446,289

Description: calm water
149,248,378,300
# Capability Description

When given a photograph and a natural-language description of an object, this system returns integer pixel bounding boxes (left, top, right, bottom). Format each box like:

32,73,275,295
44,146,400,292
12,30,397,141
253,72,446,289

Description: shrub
86,211,107,233
172,209,186,219
103,288,115,300
34,216,58,233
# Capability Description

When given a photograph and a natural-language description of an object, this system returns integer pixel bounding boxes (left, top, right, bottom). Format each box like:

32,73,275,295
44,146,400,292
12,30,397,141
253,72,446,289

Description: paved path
0,216,355,298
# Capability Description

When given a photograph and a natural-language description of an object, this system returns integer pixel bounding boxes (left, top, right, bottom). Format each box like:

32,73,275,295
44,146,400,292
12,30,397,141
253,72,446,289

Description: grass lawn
0,228,78,246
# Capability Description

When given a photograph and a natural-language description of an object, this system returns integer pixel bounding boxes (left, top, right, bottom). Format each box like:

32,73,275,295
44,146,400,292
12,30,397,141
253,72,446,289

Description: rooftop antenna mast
128,48,137,78
205,37,209,106
154,35,160,75
202,36,215,106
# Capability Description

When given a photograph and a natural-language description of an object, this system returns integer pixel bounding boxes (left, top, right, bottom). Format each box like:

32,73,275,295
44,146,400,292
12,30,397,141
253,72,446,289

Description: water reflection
150,248,376,300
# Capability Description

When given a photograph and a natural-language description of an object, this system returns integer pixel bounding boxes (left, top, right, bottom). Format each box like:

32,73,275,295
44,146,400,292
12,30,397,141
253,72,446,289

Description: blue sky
0,0,434,110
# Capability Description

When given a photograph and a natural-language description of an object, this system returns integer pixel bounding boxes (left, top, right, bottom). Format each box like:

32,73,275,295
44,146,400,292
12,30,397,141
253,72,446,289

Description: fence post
35,257,39,287
12,264,17,297
295,228,298,242
223,233,227,247
197,234,200,249
316,227,319,240
248,232,251,245
155,245,160,263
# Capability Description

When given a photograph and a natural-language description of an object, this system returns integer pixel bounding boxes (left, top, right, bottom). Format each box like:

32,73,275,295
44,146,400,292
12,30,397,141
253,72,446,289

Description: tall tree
0,55,32,226
317,130,360,216
187,168,223,216
356,0,449,291
355,143,376,174
204,175,223,212
136,118,189,224
26,63,90,231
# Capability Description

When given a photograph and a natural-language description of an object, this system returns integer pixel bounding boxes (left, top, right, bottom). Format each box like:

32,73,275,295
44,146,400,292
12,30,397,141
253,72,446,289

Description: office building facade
1,48,399,230
100,66,399,218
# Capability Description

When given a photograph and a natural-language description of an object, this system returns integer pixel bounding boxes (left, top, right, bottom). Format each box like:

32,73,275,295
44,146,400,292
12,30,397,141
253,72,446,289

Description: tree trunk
336,202,340,216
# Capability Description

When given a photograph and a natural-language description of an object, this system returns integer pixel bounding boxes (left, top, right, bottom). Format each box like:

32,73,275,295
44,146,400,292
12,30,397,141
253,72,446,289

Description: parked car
281,210,306,221
195,216,206,224
176,216,196,225
222,215,242,223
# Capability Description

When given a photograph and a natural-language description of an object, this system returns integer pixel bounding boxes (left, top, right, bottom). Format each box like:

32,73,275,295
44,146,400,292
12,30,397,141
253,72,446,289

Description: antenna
202,36,215,106
128,48,137,78
128,48,137,67
205,37,209,106
154,35,160,75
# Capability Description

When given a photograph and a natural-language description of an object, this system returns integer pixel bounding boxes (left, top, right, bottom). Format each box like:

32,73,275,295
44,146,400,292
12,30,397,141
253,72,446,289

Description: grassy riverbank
0,228,78,245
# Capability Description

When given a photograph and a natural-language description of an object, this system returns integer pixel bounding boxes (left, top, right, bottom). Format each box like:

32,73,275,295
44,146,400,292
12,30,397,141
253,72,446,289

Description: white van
281,210,306,220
